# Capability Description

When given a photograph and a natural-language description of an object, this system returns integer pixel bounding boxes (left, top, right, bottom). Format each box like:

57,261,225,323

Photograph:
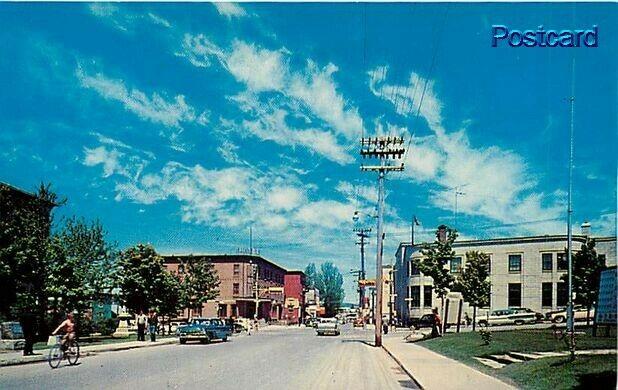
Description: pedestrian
382,321,389,335
431,307,442,338
18,310,36,356
148,310,158,342
136,310,147,341
464,312,471,328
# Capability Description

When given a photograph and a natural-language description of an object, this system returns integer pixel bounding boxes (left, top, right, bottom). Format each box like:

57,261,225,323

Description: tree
178,256,220,317
45,217,117,316
315,262,344,317
0,183,60,328
560,238,606,325
116,244,170,314
155,271,183,333
304,263,317,289
453,251,491,331
415,225,458,318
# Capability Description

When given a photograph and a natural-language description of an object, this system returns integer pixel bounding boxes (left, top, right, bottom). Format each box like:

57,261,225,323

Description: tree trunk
472,306,477,332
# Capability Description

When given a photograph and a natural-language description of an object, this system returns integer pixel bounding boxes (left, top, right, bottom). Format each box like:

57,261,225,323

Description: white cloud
267,186,305,211
213,3,247,19
370,66,566,235
178,36,363,162
147,13,171,28
295,200,356,229
83,146,125,177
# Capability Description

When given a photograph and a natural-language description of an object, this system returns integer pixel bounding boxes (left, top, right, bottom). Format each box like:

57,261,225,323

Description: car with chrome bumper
178,318,232,344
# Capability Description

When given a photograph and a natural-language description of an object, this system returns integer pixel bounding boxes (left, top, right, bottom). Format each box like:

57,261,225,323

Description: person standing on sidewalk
136,310,147,341
148,310,158,342
431,307,442,338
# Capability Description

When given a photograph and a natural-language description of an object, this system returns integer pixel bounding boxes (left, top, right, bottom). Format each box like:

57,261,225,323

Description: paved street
0,325,418,390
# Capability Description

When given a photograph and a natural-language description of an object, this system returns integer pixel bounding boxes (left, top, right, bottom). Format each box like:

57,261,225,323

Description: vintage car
547,306,595,323
477,309,537,327
316,318,340,336
177,318,232,344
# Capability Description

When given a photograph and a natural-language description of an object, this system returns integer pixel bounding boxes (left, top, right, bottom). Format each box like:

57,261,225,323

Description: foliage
45,217,117,316
156,270,183,319
560,238,606,311
314,262,344,317
116,244,171,314
304,263,317,289
0,183,60,322
178,256,220,313
479,328,492,345
453,251,491,307
415,225,458,299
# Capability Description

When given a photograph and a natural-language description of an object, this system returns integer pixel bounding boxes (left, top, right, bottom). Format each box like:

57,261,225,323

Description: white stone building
394,226,616,324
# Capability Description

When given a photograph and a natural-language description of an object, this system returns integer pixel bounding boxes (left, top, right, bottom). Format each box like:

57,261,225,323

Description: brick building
163,254,287,320
283,271,306,324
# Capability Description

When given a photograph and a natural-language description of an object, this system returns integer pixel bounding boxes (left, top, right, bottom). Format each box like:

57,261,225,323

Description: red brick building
283,271,306,324
163,254,287,320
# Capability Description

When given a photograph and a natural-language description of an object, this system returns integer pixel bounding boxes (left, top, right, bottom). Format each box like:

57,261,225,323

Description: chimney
581,221,591,236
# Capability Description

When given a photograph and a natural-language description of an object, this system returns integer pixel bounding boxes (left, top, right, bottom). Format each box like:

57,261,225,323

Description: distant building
382,265,396,323
283,271,306,324
163,254,287,321
394,226,617,323
304,288,322,318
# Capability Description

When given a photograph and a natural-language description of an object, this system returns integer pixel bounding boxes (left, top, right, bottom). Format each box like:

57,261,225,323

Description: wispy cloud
213,3,247,19
77,67,203,130
89,4,173,32
370,65,565,235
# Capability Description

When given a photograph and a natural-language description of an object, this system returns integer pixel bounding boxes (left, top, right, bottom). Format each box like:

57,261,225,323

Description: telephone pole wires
360,136,405,347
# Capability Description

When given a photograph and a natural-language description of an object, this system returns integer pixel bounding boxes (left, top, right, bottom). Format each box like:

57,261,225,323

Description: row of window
407,253,606,276
508,282,568,307
232,263,284,284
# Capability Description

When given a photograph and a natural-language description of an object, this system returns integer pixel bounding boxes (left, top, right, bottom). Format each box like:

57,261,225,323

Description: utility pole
454,187,465,227
567,58,576,360
410,215,420,246
360,136,405,347
354,227,371,309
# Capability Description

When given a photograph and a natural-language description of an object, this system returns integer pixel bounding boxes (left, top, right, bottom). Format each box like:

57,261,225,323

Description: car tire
478,320,488,327
222,336,228,342
553,316,565,324
514,320,524,326
179,338,187,344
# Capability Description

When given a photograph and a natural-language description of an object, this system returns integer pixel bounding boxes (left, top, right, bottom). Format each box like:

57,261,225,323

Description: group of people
136,310,159,342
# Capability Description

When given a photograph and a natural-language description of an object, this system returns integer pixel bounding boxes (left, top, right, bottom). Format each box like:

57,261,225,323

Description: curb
0,338,178,367
381,343,424,390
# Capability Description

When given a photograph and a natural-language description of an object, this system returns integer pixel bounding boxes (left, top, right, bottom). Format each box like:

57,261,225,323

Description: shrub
479,328,492,345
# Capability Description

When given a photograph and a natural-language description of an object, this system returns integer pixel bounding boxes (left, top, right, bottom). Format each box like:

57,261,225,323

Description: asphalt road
0,324,418,390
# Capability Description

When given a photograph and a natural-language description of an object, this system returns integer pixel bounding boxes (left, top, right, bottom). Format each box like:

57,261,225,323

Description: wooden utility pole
354,227,371,309
360,136,405,347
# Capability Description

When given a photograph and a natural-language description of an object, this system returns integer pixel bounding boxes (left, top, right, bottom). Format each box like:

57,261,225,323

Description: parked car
316,318,340,336
511,307,544,322
411,314,437,330
477,309,537,327
547,306,595,323
234,318,251,332
177,318,232,344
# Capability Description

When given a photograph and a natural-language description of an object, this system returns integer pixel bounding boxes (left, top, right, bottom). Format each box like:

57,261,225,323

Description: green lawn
418,329,617,389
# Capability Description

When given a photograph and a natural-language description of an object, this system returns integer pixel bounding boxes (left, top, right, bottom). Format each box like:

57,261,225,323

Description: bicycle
48,335,80,369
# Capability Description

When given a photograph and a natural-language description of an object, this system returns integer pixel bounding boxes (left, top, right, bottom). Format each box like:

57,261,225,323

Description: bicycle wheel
48,345,63,369
67,341,80,365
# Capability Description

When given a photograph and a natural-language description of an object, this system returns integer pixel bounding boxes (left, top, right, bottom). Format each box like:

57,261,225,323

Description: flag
413,216,420,226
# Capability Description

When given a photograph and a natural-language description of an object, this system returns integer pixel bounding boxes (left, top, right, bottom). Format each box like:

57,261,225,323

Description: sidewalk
0,337,178,367
382,334,516,390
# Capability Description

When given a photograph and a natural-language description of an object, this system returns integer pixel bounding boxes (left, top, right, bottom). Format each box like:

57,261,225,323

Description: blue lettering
584,25,598,47
509,30,523,47
492,25,509,47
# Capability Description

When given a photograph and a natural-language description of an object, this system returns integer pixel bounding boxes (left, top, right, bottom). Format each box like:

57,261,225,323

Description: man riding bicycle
52,313,76,351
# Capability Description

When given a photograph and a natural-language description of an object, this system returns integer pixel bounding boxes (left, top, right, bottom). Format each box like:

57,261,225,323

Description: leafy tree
304,263,317,289
45,217,117,316
178,256,220,317
560,238,606,325
116,244,170,314
315,262,344,317
0,183,60,329
155,271,183,333
453,251,491,331
415,225,458,322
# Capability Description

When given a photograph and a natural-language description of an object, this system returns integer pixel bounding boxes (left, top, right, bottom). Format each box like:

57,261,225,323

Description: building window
233,283,240,295
542,253,553,272
508,254,522,273
557,253,568,271
542,283,552,307
508,283,522,307
423,286,432,307
233,264,240,276
450,257,462,273
557,282,568,307
410,260,420,276
410,286,420,308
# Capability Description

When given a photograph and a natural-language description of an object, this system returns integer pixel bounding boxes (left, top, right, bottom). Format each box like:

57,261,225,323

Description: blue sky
1,2,616,301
